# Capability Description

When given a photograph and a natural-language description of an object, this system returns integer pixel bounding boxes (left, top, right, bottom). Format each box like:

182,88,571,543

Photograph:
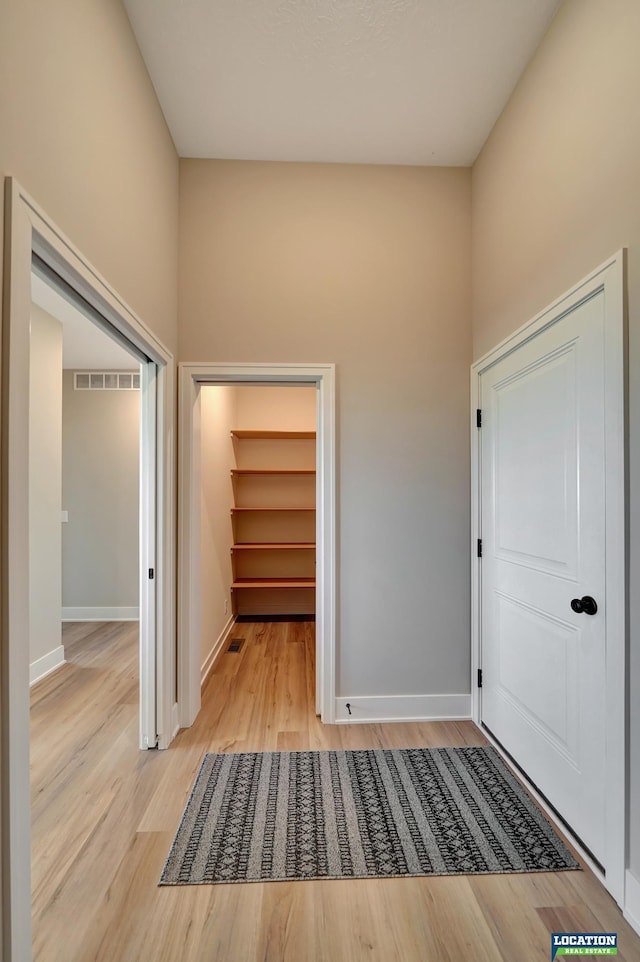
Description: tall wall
61,372,139,616
180,160,472,700
0,0,179,353
29,308,63,681
0,2,178,946
471,0,640,877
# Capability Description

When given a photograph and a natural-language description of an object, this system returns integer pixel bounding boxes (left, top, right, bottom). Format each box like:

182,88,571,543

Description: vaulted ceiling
123,0,561,166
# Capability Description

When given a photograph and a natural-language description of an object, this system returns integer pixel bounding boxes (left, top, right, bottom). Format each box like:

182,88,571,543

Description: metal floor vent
227,639,245,653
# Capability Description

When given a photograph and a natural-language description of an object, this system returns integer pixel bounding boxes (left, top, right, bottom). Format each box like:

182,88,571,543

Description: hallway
30,621,640,961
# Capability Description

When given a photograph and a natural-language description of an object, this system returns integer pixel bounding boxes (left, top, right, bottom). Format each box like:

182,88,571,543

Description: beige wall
199,386,237,666
61,372,139,611
234,387,317,474
29,308,63,671
0,2,177,940
0,0,179,354
180,160,472,697
471,0,640,876
235,386,317,433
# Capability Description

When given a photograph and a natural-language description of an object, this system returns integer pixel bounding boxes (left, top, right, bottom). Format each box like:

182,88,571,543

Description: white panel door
480,290,606,863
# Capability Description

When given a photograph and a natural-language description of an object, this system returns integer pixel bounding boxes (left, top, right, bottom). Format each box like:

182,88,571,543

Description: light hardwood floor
31,621,640,962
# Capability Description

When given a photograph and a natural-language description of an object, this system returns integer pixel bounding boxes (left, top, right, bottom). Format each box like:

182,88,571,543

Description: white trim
29,646,65,686
155,358,177,751
139,359,157,750
333,694,471,724
178,366,201,727
2,177,177,959
470,250,626,908
170,701,181,743
624,870,640,937
61,606,140,622
201,615,236,686
178,362,336,728
470,364,481,726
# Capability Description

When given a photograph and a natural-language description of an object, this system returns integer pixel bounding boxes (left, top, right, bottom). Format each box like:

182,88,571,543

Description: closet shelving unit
230,430,316,616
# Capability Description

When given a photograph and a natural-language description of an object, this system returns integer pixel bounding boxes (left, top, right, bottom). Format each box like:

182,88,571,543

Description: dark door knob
570,595,598,615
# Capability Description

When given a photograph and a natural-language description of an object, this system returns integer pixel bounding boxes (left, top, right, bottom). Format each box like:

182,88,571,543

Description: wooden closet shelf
232,578,316,589
231,430,316,440
231,506,316,513
231,469,315,476
230,427,316,617
232,542,316,550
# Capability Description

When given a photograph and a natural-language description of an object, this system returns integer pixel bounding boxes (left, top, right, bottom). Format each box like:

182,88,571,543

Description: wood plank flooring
30,621,640,962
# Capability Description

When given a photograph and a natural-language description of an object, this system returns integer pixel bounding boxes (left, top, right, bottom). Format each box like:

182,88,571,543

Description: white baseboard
30,645,66,686
333,693,471,724
201,615,236,687
62,606,139,622
625,870,640,936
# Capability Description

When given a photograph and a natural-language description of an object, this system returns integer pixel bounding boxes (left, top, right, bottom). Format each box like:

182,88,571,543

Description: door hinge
476,409,482,428
477,668,483,688
477,538,482,558
148,568,155,580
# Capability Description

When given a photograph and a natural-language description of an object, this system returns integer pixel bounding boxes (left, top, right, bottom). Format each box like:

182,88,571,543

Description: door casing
178,362,336,727
139,358,158,748
470,251,626,906
2,178,177,960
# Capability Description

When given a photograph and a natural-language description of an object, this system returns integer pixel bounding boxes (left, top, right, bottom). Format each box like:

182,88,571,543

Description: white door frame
470,251,626,906
2,178,177,960
178,362,336,726
139,359,158,749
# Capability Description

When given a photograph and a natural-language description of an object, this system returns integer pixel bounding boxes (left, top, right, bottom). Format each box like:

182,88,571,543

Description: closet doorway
178,363,336,728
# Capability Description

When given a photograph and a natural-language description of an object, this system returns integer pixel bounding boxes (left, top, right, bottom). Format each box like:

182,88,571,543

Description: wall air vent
74,372,140,391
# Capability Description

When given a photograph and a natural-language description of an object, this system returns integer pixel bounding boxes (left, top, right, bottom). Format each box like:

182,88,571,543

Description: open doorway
27,267,151,949
2,179,176,958
26,261,160,750
198,384,316,692
29,271,141,685
178,363,336,730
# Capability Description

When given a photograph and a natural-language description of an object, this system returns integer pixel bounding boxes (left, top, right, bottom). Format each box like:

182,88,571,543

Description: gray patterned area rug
159,746,579,885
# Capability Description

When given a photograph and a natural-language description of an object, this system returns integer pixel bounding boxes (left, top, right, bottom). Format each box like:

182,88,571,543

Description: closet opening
178,363,336,728
210,384,316,625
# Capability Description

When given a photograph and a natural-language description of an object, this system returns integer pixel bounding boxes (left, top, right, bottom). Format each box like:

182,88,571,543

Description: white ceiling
123,0,560,166
31,273,138,371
